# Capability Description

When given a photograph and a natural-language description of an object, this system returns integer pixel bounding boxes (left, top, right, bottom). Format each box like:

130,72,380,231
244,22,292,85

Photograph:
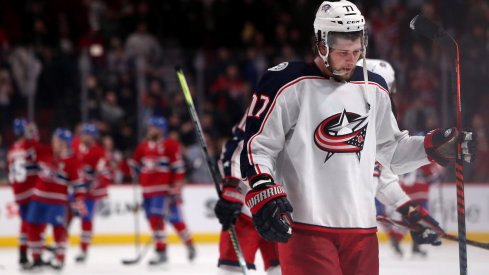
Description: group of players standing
7,116,195,271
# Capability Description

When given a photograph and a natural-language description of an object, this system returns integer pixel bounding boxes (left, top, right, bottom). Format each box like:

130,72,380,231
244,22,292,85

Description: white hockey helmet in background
356,59,396,93
313,0,366,66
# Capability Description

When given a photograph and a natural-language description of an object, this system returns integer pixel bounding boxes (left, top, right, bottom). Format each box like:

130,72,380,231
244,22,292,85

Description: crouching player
26,129,86,270
215,114,281,275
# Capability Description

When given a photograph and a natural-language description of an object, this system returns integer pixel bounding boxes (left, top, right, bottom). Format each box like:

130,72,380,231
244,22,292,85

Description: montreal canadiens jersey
218,113,252,217
129,139,185,198
34,151,85,205
241,61,430,232
74,142,109,200
7,139,43,204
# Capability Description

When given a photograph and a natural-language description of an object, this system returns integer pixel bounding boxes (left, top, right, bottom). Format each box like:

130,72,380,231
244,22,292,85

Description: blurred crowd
0,0,488,183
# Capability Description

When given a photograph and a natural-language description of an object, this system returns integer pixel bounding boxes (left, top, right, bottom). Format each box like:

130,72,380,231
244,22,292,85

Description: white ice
0,242,487,275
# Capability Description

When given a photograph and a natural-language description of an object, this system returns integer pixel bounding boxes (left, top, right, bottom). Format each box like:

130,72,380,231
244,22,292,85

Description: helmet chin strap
317,45,347,77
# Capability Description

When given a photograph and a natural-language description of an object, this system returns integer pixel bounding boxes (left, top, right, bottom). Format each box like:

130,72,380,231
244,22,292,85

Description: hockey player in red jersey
215,113,281,275
129,116,188,265
165,187,196,261
70,123,109,263
26,128,86,270
7,118,43,268
240,1,476,274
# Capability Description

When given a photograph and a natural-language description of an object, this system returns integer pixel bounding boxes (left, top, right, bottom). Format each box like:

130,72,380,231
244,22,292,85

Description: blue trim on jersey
350,66,389,92
375,199,385,216
25,164,40,172
240,62,323,179
27,201,67,226
221,136,243,177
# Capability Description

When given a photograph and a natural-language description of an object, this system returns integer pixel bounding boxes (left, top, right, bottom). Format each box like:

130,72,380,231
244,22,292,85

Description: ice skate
390,238,403,258
187,244,196,262
49,258,64,270
19,250,29,268
148,250,167,266
75,250,88,263
411,243,427,258
23,258,45,271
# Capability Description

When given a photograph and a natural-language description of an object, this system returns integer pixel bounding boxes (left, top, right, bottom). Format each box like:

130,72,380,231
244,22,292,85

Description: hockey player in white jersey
240,1,475,275
356,58,406,254
214,113,281,275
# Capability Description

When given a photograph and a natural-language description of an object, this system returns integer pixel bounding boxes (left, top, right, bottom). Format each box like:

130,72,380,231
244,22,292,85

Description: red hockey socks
149,216,166,251
172,222,193,245
19,220,29,253
53,226,67,262
81,220,93,252
28,224,44,261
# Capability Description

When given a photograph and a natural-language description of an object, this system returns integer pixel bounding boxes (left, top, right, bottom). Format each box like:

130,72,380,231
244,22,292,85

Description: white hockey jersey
241,61,430,233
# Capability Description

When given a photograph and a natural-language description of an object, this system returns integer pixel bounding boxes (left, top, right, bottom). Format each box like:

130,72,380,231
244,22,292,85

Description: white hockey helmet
356,59,396,93
313,0,366,66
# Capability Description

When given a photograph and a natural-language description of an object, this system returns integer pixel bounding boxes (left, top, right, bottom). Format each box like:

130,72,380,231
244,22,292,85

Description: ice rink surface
0,242,487,275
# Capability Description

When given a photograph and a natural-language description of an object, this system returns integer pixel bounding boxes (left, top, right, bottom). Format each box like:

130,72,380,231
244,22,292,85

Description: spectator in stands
469,113,489,182
403,97,438,134
0,68,13,132
100,90,125,128
125,22,162,65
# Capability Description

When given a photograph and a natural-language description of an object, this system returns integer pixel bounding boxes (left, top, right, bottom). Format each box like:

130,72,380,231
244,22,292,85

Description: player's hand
214,177,243,230
245,175,293,243
424,127,476,166
72,199,87,217
397,202,442,246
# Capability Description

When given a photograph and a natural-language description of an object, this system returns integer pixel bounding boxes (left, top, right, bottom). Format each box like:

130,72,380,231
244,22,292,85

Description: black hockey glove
214,177,244,230
397,202,442,246
424,127,476,166
245,175,293,243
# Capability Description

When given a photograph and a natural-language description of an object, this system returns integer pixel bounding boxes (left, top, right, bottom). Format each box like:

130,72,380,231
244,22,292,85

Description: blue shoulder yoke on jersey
350,66,389,92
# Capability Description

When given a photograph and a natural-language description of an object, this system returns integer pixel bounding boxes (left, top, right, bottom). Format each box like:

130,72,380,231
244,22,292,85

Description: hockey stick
121,238,153,265
410,15,468,275
120,174,144,265
377,215,489,250
176,67,249,275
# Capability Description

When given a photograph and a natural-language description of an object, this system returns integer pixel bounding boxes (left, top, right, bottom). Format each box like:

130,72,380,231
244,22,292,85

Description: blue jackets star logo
314,109,369,162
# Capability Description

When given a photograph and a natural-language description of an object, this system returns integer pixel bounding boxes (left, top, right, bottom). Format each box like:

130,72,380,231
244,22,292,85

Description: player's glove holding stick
397,201,442,246
424,127,476,166
245,175,293,243
214,177,245,230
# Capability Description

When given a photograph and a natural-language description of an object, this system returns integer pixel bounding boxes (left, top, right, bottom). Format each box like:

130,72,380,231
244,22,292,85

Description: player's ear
318,40,328,56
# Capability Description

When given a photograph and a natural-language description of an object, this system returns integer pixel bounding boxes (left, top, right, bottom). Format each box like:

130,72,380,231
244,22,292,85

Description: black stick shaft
377,216,489,250
410,15,468,274
176,68,249,275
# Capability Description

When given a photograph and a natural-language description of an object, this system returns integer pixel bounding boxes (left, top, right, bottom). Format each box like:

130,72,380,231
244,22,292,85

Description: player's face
328,37,362,81
80,133,93,145
147,126,162,141
52,136,62,154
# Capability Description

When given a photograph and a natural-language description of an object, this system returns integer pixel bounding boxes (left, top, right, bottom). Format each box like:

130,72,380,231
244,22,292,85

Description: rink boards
0,183,488,246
